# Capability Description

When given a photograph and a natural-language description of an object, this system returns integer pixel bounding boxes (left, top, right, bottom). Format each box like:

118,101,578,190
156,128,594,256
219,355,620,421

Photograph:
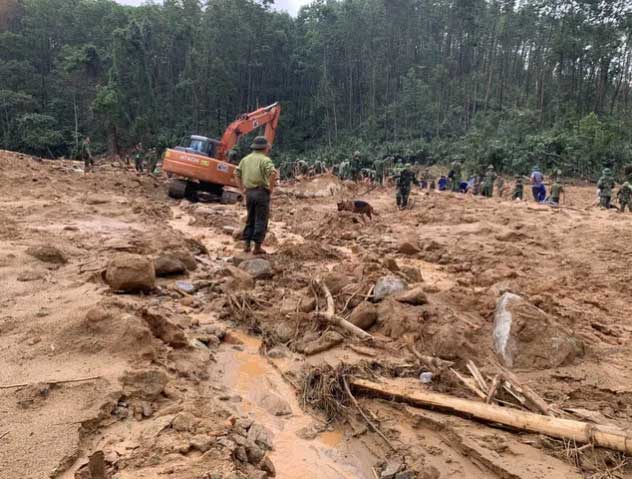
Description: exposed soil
2,150,632,479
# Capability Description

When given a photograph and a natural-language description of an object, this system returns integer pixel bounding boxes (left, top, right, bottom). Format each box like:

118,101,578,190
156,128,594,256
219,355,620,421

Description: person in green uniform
597,168,616,209
350,151,363,182
374,157,385,186
482,165,497,197
81,136,94,173
617,177,632,213
512,175,524,200
450,160,462,192
394,163,418,209
548,180,564,205
234,136,278,255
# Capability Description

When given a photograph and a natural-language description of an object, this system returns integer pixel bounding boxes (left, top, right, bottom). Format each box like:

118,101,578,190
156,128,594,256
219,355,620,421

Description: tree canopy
1,0,632,177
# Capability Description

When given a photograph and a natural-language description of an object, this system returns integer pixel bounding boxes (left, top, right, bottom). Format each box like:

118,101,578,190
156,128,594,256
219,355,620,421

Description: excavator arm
217,102,281,161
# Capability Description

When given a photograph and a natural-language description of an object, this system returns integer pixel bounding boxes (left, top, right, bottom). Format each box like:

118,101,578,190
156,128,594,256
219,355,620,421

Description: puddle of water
214,330,376,479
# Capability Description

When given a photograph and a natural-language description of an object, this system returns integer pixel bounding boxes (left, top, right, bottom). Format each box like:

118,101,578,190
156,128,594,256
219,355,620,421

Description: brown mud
2,150,632,478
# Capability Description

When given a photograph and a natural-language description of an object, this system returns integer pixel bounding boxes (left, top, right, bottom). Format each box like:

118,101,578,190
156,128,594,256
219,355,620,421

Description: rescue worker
227,150,239,164
496,175,506,198
351,151,363,182
234,136,277,255
617,176,632,213
374,157,385,186
548,180,564,206
395,163,418,209
313,160,326,175
81,136,94,173
133,143,144,173
512,175,524,200
482,165,496,197
338,161,350,180
597,167,616,209
449,160,462,192
530,166,546,202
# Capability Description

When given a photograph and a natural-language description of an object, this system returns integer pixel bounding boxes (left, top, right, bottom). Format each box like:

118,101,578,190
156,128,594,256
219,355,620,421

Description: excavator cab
175,135,221,158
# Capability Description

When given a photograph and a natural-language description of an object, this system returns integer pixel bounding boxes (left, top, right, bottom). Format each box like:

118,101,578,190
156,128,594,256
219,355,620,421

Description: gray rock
247,423,274,450
190,434,213,452
374,276,408,301
246,441,265,464
240,259,273,280
171,412,195,432
267,346,289,359
259,392,292,416
493,292,584,369
175,280,196,293
234,446,248,463
381,461,403,479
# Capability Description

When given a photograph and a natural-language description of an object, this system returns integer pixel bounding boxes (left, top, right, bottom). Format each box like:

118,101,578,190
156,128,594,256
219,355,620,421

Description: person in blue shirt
530,166,546,202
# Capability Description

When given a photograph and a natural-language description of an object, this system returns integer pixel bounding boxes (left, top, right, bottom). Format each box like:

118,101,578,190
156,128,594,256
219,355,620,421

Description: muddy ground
1,150,632,479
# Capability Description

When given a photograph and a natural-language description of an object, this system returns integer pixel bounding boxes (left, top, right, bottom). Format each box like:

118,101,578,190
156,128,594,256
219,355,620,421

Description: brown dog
337,200,377,220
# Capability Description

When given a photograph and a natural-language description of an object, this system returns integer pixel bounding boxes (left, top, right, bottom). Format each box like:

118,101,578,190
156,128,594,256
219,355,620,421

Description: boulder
394,287,428,306
26,245,67,264
239,258,273,280
493,293,584,369
170,250,197,271
105,254,155,293
154,255,187,276
259,392,292,416
348,302,378,330
397,237,420,255
374,275,408,301
120,369,168,400
221,265,255,291
142,308,188,348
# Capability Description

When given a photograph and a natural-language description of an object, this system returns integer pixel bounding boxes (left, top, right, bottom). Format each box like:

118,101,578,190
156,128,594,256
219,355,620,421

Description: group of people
78,137,161,174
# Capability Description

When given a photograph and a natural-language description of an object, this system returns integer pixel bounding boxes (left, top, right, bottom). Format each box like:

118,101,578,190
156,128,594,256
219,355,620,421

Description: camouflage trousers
396,187,411,208
620,201,631,212
482,183,494,197
600,195,611,209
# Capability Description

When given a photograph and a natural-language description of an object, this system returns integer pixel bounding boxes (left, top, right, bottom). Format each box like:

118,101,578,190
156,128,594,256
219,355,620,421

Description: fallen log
0,375,101,390
314,279,373,340
350,377,632,455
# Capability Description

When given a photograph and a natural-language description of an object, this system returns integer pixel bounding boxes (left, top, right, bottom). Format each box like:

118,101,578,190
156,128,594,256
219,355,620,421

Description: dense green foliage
1,0,632,177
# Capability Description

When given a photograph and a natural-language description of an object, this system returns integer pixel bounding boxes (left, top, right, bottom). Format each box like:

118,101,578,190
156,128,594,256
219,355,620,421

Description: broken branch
0,375,101,390
315,279,373,340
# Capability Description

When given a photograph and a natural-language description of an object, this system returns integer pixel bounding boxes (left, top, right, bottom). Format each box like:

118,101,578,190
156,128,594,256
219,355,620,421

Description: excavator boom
162,102,281,202
218,102,281,161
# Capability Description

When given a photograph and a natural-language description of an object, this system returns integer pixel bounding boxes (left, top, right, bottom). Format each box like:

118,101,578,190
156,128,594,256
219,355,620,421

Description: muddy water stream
212,330,377,479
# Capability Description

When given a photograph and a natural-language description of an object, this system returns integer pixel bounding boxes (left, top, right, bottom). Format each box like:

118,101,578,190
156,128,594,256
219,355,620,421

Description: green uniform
81,139,94,172
395,168,417,208
617,181,632,212
597,171,615,208
351,153,362,181
550,182,563,204
236,152,275,189
512,178,523,200
496,176,505,197
450,161,462,192
482,170,497,197
374,159,385,186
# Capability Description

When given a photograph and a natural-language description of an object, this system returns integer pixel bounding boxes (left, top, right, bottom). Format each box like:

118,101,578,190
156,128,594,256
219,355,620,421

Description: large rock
394,287,428,305
239,259,273,280
348,302,378,330
221,264,255,291
105,254,156,293
154,255,187,277
259,392,292,416
374,276,408,301
493,293,584,369
324,272,352,295
142,308,188,348
26,245,67,264
397,237,420,255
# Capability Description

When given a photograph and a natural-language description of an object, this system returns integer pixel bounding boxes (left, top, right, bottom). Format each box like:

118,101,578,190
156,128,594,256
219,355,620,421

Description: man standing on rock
235,136,277,255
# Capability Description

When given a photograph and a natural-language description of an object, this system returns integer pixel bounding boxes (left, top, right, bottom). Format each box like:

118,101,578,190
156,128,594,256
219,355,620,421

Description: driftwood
0,375,101,390
350,378,632,455
314,279,373,340
409,345,455,371
498,367,551,416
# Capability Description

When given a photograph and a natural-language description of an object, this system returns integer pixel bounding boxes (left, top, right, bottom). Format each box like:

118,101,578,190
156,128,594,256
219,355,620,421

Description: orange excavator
163,102,281,202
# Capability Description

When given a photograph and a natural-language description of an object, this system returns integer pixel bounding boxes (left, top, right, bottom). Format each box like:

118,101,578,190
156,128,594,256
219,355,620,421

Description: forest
1,0,632,177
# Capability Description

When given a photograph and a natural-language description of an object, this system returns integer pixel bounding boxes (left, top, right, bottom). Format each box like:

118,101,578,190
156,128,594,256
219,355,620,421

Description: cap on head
488,164,494,170
251,136,270,151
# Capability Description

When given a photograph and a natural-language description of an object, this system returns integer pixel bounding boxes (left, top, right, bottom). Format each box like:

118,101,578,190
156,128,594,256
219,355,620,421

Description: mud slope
1,151,632,479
